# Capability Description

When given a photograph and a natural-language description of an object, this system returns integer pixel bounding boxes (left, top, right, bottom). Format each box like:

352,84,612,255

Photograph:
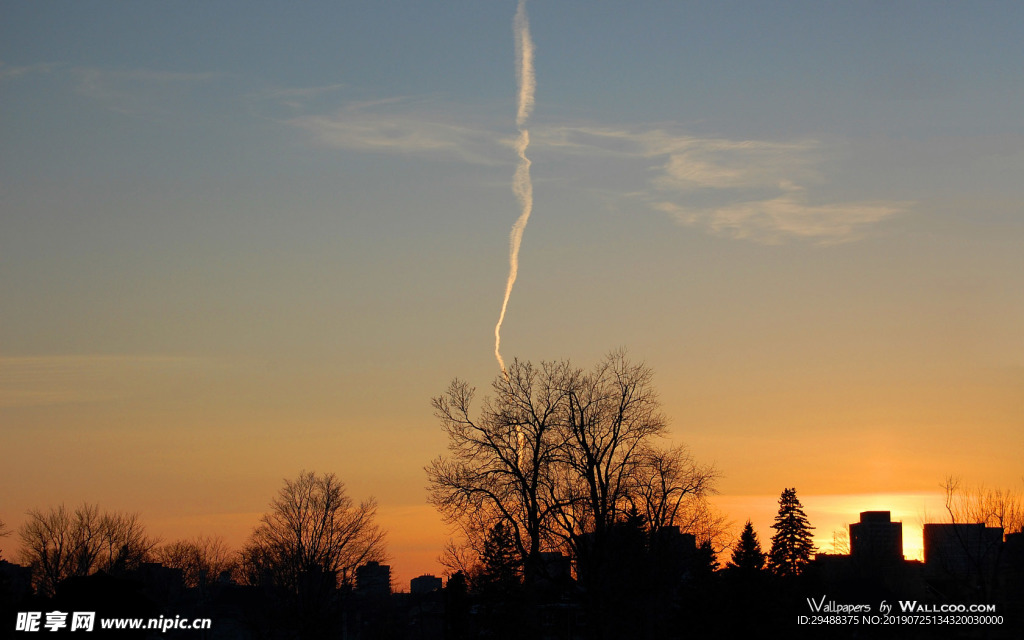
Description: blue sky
3,1,1022,583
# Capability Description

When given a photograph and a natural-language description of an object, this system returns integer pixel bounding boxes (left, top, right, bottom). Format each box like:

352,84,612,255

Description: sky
2,1,1022,587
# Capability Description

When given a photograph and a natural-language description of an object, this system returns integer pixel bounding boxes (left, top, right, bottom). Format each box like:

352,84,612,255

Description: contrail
495,0,535,373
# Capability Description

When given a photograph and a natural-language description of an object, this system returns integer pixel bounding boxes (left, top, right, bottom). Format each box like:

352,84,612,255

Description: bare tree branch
240,471,386,592
156,535,237,589
18,503,156,596
426,351,719,584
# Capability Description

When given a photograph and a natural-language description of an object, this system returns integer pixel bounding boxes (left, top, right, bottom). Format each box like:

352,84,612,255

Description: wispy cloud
245,82,347,113
0,355,221,408
654,191,907,245
532,125,909,243
0,61,60,81
287,100,504,165
253,82,347,102
243,73,910,244
277,95,911,243
3,55,910,244
285,110,909,242
73,67,223,119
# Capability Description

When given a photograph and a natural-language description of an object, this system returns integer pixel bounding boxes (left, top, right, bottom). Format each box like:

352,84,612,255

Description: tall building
355,561,391,596
850,511,904,562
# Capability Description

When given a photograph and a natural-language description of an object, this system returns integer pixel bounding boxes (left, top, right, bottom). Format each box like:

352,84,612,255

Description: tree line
0,351,841,596
3,350,1021,638
4,470,385,601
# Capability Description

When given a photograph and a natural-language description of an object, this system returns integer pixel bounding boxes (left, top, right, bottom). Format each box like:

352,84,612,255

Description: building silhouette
0,559,33,601
410,574,443,594
355,561,391,596
538,551,572,583
924,522,1004,579
850,511,903,562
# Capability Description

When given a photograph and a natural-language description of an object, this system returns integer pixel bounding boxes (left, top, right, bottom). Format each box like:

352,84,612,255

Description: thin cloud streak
252,83,347,101
495,0,536,373
282,102,908,244
288,108,502,165
513,0,535,129
245,82,348,112
0,62,61,81
289,111,908,243
12,60,907,243
655,196,908,245
73,67,223,119
534,125,909,243
0,355,223,408
533,125,819,191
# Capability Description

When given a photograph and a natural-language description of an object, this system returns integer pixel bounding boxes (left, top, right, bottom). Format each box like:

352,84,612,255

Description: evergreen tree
727,520,766,573
477,523,528,639
695,539,719,574
768,488,815,576
479,522,521,589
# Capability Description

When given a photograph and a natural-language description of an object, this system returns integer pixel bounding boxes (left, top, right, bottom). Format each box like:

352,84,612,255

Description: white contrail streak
495,0,535,374
513,1,535,128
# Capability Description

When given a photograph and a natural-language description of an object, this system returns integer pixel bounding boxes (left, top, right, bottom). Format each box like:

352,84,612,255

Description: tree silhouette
427,357,572,583
556,353,667,548
475,522,531,639
240,470,386,593
426,350,719,585
695,539,719,575
936,476,1024,601
631,445,720,536
480,522,522,590
0,517,9,561
155,535,236,589
943,476,1024,535
18,503,155,596
768,488,815,577
829,526,850,555
727,520,766,573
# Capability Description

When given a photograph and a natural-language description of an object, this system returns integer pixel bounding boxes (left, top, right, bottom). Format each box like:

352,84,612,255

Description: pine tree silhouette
728,520,766,573
480,522,522,589
768,488,815,576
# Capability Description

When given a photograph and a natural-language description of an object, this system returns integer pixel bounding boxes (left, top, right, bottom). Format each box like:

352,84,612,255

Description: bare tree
830,526,850,555
556,352,667,543
427,359,574,582
438,537,482,582
156,535,236,588
631,445,720,533
427,351,719,582
674,492,733,554
0,517,9,561
943,476,1024,535
241,471,386,592
97,510,153,573
936,476,1023,599
18,503,156,596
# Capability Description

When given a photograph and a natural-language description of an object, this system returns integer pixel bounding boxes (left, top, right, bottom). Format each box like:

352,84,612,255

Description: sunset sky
2,1,1022,587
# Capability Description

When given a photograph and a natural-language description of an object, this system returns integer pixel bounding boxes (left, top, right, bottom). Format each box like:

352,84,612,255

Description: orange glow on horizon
713,492,948,563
